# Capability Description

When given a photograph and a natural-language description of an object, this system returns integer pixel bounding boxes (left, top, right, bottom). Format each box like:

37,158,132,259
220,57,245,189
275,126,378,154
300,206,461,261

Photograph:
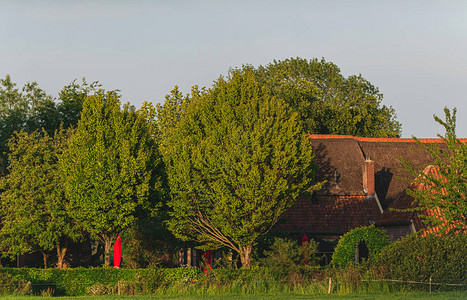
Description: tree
155,86,190,144
59,91,165,266
0,128,80,268
254,57,402,137
56,78,101,129
403,107,467,234
0,76,96,174
0,75,57,175
163,68,321,268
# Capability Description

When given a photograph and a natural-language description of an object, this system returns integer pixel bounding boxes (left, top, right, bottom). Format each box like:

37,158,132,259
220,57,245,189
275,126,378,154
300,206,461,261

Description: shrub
263,237,319,268
331,226,390,267
0,272,32,295
0,267,201,296
260,237,320,282
377,233,467,285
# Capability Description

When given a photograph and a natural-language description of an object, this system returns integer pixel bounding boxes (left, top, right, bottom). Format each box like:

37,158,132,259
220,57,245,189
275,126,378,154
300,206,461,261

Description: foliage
155,85,195,147
377,233,467,284
121,215,180,268
0,75,56,174
0,128,80,268
0,267,201,296
56,78,101,130
0,75,101,176
2,266,465,296
262,237,319,273
331,226,390,267
163,67,321,268
59,91,165,266
0,272,32,295
254,57,402,137
402,107,467,234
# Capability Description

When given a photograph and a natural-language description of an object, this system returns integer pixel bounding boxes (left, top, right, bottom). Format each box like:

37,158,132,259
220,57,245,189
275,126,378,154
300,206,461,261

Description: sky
1,0,467,138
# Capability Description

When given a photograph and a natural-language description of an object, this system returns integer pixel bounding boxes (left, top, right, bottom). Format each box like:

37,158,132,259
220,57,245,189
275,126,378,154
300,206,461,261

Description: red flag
114,236,122,268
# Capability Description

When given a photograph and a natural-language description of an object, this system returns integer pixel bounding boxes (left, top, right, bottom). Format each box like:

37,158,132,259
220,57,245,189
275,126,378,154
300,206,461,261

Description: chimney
363,156,375,196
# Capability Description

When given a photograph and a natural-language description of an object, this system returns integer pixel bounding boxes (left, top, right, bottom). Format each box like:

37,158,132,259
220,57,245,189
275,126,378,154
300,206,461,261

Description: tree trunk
104,237,113,267
42,252,48,269
239,245,252,269
56,243,68,269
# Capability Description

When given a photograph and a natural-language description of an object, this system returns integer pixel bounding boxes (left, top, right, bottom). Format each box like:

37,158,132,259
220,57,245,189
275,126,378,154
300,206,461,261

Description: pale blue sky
2,0,467,137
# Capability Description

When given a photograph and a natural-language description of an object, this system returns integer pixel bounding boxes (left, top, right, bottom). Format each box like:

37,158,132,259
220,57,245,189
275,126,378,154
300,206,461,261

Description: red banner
114,236,122,268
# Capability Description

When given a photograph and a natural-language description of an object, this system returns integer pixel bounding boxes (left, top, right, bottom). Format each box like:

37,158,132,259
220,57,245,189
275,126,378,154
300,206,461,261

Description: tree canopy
254,57,401,137
0,76,100,175
0,128,80,268
162,67,321,268
0,76,55,174
59,91,165,266
403,107,467,234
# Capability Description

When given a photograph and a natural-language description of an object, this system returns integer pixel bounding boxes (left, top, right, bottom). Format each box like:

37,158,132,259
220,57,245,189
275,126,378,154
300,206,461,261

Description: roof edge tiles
309,134,467,144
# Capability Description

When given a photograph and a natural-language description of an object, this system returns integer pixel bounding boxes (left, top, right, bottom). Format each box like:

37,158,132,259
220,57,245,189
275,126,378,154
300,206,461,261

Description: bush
260,237,320,284
0,267,201,296
331,226,390,267
0,272,32,295
377,233,467,285
262,237,319,268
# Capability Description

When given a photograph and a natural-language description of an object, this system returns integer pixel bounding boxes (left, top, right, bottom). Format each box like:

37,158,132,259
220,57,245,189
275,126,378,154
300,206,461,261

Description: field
3,292,467,300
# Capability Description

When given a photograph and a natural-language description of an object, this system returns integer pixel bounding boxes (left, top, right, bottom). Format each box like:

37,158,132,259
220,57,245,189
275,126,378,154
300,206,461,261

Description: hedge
331,226,390,267
377,233,467,284
0,267,201,296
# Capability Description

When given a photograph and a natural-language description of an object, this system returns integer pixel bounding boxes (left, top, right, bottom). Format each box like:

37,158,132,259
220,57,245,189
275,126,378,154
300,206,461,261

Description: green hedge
0,267,201,296
377,233,467,285
331,226,390,267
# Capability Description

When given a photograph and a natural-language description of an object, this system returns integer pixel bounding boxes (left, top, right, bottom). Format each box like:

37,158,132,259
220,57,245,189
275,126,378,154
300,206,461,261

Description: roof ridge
309,134,467,143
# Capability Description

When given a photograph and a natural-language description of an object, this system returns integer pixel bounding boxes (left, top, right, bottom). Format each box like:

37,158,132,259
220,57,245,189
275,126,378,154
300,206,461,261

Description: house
275,134,467,257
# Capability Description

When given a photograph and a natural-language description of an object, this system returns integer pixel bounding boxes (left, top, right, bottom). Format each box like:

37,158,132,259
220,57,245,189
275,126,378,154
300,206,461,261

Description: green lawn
3,291,467,300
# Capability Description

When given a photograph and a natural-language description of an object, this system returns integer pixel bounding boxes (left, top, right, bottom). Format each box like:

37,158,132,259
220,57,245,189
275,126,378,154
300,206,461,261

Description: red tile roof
307,134,465,209
309,134,467,144
276,195,381,235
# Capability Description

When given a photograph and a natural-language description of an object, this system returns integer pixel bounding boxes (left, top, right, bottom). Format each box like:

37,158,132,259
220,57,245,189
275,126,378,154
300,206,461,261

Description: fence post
328,277,332,294
429,277,432,293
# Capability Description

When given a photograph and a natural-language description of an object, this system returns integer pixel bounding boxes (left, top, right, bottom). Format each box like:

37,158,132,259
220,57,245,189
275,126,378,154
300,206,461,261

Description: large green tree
60,91,164,266
163,68,321,268
403,107,467,234
254,57,402,137
0,128,80,268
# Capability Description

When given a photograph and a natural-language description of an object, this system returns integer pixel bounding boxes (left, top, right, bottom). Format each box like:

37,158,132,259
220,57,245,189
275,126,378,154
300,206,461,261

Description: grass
2,291,467,300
